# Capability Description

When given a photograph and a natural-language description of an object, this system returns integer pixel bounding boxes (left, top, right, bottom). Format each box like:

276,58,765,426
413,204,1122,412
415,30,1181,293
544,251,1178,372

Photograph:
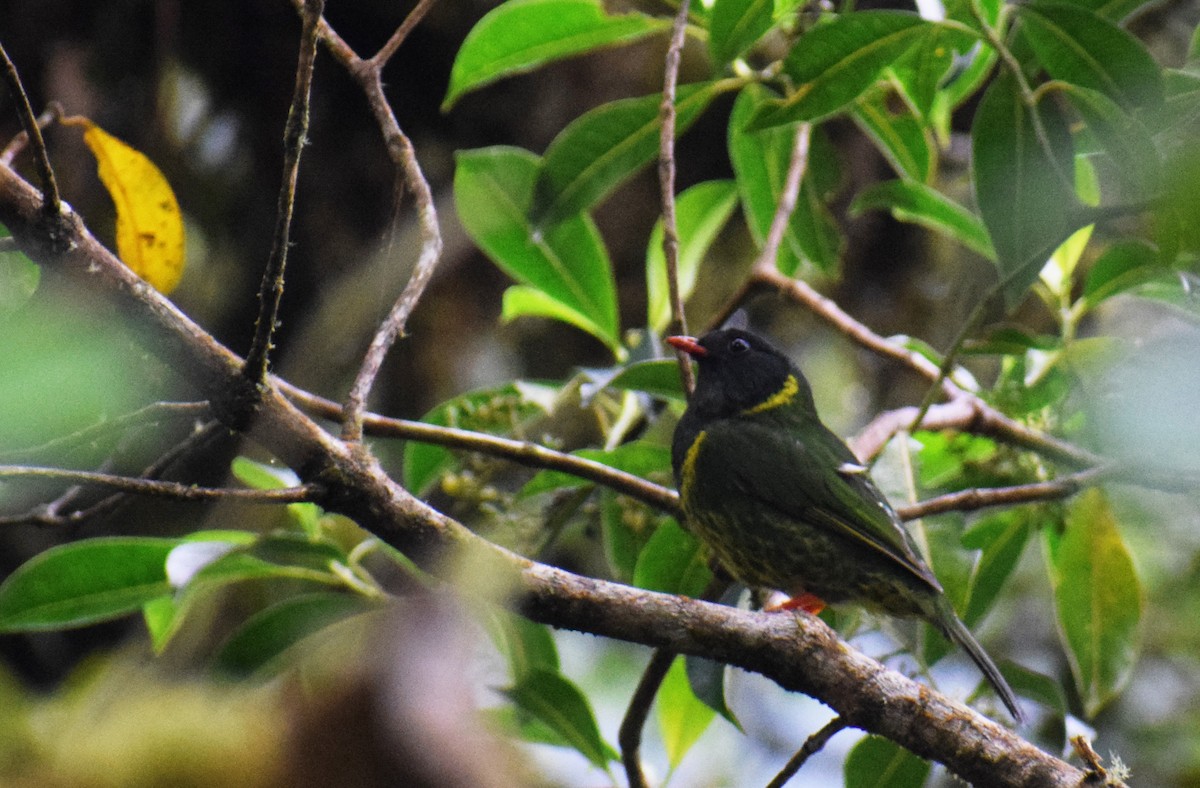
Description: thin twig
0,465,316,504
0,401,210,462
660,0,695,395
1,419,228,527
897,470,1101,520
766,717,849,788
244,0,325,384
0,101,62,166
369,0,438,68
753,122,811,276
0,42,60,214
749,266,1101,468
278,379,1144,522
619,576,729,788
280,381,680,512
306,3,444,443
619,648,677,788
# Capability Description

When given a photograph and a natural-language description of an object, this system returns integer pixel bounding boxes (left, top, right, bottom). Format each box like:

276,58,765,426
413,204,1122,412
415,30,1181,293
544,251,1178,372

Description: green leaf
0,537,176,632
1044,488,1142,717
503,668,617,768
455,147,620,353
231,456,297,490
231,456,321,537
888,24,978,120
443,0,669,110
141,594,178,654
1018,2,1163,111
501,285,622,358
730,85,843,275
972,70,1079,307
684,659,738,732
657,656,717,769
487,610,561,681
710,0,774,66
750,12,941,127
1074,0,1159,22
844,735,931,788
603,359,688,402
961,512,1031,627
1049,82,1161,202
403,380,556,495
1081,239,1161,308
1128,271,1200,321
214,592,375,676
852,93,935,183
533,83,723,226
0,237,39,315
521,441,672,498
851,180,995,259
184,536,348,589
633,518,711,597
647,180,739,333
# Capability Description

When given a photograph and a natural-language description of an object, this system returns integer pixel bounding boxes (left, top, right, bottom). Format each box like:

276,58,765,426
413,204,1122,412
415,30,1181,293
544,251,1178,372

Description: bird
667,326,1022,722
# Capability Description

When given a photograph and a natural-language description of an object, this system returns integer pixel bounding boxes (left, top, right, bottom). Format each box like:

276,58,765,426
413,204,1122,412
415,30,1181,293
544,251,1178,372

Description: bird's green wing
713,417,941,592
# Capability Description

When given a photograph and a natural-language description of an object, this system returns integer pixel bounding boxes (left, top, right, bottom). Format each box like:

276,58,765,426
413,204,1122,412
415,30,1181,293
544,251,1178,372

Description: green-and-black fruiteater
668,328,1022,722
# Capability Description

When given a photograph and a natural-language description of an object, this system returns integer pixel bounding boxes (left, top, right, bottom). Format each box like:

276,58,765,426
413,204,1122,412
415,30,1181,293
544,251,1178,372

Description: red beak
667,335,707,358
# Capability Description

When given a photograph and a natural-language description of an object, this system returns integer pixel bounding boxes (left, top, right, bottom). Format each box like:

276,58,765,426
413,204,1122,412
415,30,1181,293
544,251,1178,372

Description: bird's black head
668,328,814,418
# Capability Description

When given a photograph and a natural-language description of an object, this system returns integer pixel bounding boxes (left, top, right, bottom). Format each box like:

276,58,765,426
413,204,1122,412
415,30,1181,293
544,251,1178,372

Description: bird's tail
931,597,1023,723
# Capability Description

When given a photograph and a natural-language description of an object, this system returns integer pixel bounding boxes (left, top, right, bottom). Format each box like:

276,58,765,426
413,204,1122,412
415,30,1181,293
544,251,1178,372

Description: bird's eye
729,337,750,354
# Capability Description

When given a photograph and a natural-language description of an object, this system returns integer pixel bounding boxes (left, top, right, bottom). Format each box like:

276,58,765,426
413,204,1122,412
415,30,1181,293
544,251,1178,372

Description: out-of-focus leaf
844,735,931,788
888,23,977,119
0,233,39,314
751,13,958,128
647,180,739,333
852,94,935,183
230,456,321,537
141,594,178,654
1050,82,1160,202
710,0,774,65
1044,488,1141,717
533,83,724,226
455,146,620,354
851,179,994,259
730,85,843,275
1128,271,1200,321
972,71,1079,306
443,0,669,109
657,656,716,769
403,380,556,496
503,668,618,768
633,518,711,597
961,511,1031,626
487,610,561,681
214,592,375,676
65,117,185,294
1017,2,1163,111
0,537,177,631
1081,240,1161,308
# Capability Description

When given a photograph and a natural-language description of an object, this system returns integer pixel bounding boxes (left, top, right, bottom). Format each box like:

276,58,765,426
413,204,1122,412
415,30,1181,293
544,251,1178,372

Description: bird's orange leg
764,592,826,616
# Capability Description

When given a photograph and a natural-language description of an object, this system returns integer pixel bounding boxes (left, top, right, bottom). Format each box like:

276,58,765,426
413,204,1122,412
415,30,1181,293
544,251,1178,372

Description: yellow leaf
67,117,186,294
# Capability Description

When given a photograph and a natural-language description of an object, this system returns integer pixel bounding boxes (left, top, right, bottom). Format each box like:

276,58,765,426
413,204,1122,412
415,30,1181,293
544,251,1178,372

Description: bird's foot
765,592,826,616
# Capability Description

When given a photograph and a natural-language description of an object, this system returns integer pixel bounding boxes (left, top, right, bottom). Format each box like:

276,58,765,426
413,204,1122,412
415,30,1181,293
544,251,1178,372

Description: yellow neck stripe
680,430,707,500
742,374,799,415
